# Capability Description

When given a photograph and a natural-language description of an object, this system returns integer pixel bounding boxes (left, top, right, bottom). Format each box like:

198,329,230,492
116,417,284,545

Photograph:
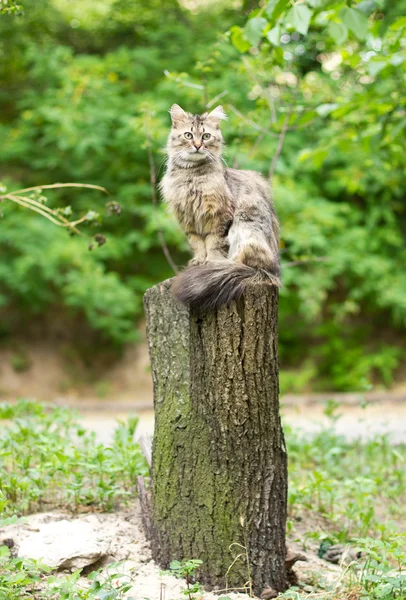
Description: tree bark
144,278,287,595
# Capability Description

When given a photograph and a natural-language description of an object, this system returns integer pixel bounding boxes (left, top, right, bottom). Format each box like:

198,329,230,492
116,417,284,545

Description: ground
1,503,346,600
0,399,405,600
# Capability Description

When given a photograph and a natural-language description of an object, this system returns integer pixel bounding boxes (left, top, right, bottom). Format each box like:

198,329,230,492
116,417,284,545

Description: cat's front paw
188,258,206,267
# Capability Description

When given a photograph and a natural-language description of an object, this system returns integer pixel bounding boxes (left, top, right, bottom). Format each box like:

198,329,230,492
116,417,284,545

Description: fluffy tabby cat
160,104,281,310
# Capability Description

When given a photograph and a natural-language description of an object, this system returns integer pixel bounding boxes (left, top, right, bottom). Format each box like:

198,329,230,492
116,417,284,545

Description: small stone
285,548,308,570
138,554,150,563
261,587,278,599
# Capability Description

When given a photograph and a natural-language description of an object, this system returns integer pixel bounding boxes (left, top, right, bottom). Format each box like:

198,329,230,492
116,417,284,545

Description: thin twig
206,90,229,109
7,194,83,236
283,257,328,268
268,107,293,182
144,127,179,274
228,104,271,135
163,70,204,90
1,183,110,238
7,194,64,226
15,183,109,195
267,84,278,124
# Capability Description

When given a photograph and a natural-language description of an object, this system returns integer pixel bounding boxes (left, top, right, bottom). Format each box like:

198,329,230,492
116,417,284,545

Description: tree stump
144,278,287,595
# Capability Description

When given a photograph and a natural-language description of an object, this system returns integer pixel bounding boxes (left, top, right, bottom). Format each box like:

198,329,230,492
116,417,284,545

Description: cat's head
166,104,227,166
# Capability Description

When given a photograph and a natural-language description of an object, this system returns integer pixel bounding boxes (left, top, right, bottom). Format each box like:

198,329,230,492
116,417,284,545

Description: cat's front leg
205,232,229,261
187,232,207,265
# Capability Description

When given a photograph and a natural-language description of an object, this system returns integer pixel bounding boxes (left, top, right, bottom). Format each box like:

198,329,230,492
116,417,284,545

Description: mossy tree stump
144,279,287,595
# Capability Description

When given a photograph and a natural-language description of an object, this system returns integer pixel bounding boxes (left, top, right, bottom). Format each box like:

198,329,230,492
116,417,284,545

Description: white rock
18,518,110,570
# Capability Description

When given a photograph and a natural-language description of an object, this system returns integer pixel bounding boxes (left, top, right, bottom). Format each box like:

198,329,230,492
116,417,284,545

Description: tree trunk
144,278,287,595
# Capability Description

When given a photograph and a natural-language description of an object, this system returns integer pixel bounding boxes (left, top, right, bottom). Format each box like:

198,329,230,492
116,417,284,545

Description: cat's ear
206,105,227,126
169,104,188,127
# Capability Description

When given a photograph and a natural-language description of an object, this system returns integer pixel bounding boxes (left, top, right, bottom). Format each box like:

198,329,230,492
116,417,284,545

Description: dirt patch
1,503,349,599
0,337,153,405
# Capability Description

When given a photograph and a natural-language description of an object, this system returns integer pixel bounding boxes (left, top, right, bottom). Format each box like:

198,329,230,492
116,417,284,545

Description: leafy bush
1,0,405,390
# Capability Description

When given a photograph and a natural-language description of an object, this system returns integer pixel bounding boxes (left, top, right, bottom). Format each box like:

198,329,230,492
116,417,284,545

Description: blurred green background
0,0,405,394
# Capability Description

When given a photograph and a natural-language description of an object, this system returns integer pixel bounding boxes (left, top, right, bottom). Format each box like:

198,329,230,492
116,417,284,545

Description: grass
0,399,405,599
0,399,148,515
282,402,406,600
285,404,405,543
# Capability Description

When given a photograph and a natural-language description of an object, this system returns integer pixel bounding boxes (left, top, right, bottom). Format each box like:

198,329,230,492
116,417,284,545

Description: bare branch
144,125,179,275
163,70,204,90
268,107,293,183
228,104,271,135
0,183,110,239
267,84,278,124
8,194,68,227
15,183,110,195
206,90,229,109
8,193,84,234
283,257,328,268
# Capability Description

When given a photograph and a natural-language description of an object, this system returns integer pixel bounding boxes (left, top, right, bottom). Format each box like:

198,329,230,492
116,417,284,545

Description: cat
159,103,281,310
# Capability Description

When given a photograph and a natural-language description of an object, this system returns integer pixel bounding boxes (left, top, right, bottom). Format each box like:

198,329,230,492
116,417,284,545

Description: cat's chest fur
162,168,233,234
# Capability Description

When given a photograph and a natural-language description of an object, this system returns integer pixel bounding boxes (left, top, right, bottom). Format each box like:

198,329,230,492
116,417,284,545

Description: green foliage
0,399,148,515
169,559,204,600
285,405,406,541
0,399,404,599
0,549,135,600
0,0,23,15
355,535,406,599
230,0,406,391
277,534,406,599
46,563,135,600
0,545,51,600
1,0,406,390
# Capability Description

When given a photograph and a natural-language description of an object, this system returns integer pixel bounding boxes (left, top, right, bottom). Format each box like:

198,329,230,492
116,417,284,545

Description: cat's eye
202,133,211,140
184,132,193,139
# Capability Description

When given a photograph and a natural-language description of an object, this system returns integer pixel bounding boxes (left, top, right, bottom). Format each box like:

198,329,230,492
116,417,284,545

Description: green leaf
390,53,404,66
266,25,280,46
367,59,387,76
84,210,100,222
0,546,11,558
356,0,378,15
328,21,348,45
244,17,267,46
230,25,251,53
340,7,369,40
295,110,318,126
316,103,338,117
265,0,290,22
390,16,406,31
273,46,284,64
286,4,313,36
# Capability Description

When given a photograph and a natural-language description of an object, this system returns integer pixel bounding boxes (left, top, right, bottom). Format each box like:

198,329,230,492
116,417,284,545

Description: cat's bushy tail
172,260,280,310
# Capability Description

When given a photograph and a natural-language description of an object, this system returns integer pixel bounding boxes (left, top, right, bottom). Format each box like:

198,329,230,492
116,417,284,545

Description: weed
285,406,406,542
0,544,51,599
1,399,405,600
0,548,135,600
169,559,203,600
0,399,148,515
354,534,406,599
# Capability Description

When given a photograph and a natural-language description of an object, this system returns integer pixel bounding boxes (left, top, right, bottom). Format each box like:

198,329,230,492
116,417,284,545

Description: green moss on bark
144,279,287,594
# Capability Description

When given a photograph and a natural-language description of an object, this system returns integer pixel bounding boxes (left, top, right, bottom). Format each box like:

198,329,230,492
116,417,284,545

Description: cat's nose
194,142,202,150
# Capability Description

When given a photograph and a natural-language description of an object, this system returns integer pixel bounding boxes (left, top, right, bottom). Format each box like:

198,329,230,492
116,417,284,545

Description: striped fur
160,104,281,310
